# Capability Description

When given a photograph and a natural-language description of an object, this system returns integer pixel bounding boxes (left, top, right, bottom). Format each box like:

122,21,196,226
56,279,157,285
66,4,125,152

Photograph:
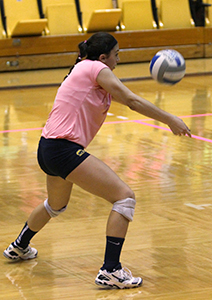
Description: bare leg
4,153,136,281
28,154,131,236
28,175,73,232
18,153,133,239
66,155,135,238
27,203,50,232
106,211,129,238
3,175,73,260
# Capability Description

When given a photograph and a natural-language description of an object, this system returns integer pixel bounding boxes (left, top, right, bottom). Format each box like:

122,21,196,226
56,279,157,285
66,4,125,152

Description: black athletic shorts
37,137,90,179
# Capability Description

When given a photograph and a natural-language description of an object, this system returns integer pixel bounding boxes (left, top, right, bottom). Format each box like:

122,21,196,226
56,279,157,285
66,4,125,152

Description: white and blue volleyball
150,49,186,85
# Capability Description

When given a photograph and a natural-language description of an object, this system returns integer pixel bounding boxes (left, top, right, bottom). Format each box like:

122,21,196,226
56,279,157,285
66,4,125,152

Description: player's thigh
66,155,134,203
47,175,73,210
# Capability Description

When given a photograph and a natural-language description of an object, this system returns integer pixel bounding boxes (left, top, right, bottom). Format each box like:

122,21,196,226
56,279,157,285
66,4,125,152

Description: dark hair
64,32,118,79
79,32,118,60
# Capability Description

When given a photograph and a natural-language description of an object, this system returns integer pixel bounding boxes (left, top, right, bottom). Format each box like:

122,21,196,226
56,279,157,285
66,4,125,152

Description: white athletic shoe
3,243,38,261
95,267,142,289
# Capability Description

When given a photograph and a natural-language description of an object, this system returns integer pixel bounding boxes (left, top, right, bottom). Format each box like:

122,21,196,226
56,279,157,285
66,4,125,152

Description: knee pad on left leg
44,199,67,218
112,198,136,222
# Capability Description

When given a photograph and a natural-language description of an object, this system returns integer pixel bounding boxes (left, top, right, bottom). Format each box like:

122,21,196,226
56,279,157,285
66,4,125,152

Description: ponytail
64,32,117,79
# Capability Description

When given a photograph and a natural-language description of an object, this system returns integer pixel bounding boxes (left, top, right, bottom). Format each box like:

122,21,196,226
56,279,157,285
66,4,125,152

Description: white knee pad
112,198,136,222
44,199,67,218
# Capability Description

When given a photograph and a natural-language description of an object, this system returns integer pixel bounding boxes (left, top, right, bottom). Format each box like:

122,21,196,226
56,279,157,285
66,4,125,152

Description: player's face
103,44,120,70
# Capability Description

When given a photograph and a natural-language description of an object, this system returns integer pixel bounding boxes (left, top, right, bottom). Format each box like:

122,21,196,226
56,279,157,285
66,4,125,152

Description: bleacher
0,0,211,71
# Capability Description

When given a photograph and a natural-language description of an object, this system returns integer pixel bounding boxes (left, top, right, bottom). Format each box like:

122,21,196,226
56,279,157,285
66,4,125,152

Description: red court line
0,127,43,134
0,114,212,143
179,113,212,118
134,120,212,143
104,113,212,124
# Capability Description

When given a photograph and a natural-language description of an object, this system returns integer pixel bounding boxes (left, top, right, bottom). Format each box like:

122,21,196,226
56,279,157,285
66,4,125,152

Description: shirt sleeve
91,61,110,83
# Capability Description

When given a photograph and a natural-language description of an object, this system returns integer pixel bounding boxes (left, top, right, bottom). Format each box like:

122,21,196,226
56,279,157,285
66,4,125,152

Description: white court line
184,203,212,210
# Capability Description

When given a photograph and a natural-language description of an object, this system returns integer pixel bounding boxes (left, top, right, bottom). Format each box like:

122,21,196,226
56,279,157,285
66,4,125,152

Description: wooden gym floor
0,58,212,300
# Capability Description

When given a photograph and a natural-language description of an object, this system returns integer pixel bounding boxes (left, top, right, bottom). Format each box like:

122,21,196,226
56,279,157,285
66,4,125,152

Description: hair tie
84,40,87,44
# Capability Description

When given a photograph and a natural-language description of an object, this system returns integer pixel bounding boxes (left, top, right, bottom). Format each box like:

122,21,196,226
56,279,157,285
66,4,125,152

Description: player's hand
168,115,191,137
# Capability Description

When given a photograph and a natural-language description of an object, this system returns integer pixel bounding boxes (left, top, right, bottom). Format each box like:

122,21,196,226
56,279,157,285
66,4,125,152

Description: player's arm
97,68,191,137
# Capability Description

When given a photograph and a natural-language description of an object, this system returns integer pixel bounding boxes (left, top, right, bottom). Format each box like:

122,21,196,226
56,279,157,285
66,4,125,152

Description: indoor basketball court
1,0,212,298
0,57,212,299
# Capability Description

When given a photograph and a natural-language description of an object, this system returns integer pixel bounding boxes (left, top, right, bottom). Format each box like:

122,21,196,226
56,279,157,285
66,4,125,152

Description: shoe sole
3,250,38,261
95,279,143,289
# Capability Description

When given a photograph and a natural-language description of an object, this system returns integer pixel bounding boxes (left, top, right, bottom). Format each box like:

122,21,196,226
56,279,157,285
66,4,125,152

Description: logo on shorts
76,149,85,156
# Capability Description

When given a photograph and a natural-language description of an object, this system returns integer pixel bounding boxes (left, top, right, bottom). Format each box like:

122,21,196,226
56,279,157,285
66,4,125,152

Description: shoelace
118,267,133,280
22,246,31,254
14,244,29,254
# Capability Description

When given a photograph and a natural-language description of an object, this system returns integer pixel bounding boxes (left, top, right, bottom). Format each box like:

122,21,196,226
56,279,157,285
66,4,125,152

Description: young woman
3,32,191,289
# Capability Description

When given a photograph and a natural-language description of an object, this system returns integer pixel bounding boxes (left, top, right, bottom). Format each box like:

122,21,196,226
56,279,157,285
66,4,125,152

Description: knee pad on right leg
112,198,136,222
44,199,67,218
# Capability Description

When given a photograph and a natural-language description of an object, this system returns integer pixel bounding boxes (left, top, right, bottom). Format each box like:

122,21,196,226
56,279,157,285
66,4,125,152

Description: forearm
126,95,191,137
97,69,190,137
127,95,173,125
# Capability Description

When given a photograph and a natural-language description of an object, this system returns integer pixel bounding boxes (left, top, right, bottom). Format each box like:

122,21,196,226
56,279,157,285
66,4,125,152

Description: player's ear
99,54,107,62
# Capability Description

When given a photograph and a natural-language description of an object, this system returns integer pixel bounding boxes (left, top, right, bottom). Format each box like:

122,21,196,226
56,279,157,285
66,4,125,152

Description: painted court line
0,127,43,134
134,120,212,143
104,113,212,124
0,113,211,143
184,203,212,210
179,113,212,118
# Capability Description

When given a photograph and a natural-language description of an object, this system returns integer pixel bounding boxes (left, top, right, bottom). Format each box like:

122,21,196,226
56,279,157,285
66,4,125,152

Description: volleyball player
3,32,191,289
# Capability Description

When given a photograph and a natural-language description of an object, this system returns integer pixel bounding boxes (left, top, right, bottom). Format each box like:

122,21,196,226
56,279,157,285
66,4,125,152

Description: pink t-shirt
42,60,111,148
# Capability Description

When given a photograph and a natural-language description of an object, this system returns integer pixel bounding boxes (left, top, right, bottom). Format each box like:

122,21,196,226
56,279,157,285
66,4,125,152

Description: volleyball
149,49,186,85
